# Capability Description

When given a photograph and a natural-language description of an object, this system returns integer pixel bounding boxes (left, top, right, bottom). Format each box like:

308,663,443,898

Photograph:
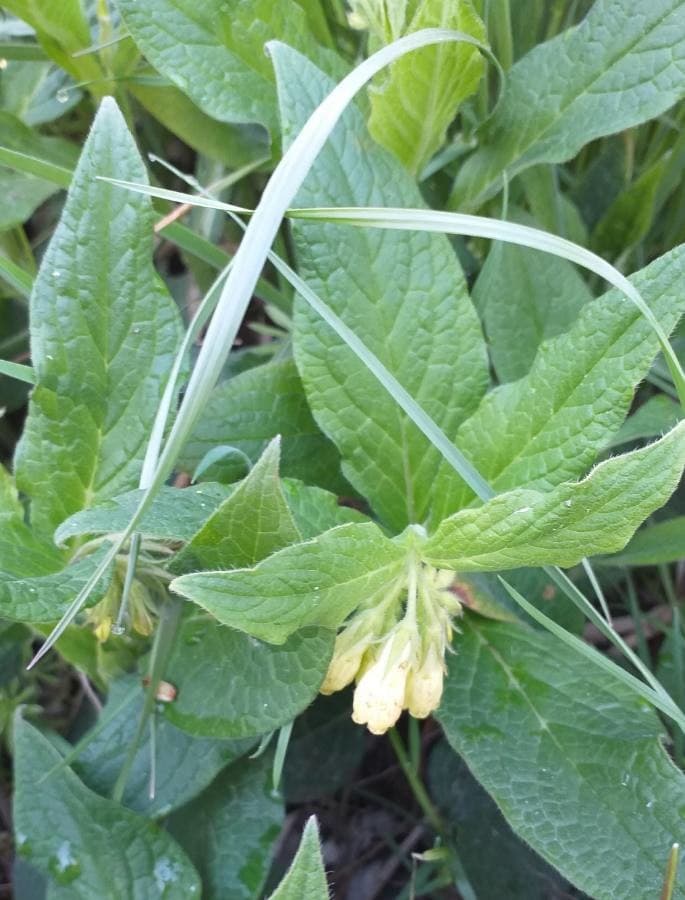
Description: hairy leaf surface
437,617,685,900
425,423,685,569
274,46,488,531
14,99,183,536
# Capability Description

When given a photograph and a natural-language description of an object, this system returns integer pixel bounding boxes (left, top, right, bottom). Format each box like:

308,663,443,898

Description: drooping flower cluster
86,556,158,641
321,559,461,734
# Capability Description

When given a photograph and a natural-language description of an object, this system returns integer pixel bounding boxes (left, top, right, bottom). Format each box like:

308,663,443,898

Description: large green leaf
437,616,685,900
178,359,347,495
171,522,407,643
473,227,592,383
14,98,183,537
431,244,685,522
73,677,251,817
268,817,329,900
451,0,685,209
367,0,485,174
424,422,685,570
13,715,201,898
116,0,331,136
164,619,333,738
0,465,64,577
274,46,488,531
427,741,574,899
168,753,283,900
170,438,300,573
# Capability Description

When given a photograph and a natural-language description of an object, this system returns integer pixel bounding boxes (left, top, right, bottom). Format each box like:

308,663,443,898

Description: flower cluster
86,557,158,641
321,561,461,734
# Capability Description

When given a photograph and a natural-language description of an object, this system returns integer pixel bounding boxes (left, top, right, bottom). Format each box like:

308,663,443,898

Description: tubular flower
321,558,462,734
352,625,415,734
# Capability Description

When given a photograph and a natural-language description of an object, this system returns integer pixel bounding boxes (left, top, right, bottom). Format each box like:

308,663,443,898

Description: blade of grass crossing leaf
31,30,487,665
498,578,685,734
288,206,685,410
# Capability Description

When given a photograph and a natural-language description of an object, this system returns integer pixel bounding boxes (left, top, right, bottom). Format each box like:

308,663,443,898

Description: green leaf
73,676,252,817
424,422,685,570
367,0,486,174
0,547,112,624
164,619,333,738
0,465,64,577
171,522,407,643
427,741,574,899
116,0,330,135
473,225,592,383
275,46,488,531
171,438,300,572
598,516,685,568
129,78,270,169
281,480,367,540
451,0,685,209
168,753,283,900
179,359,347,495
0,0,103,88
604,394,682,450
437,616,685,900
431,244,685,522
54,483,232,547
13,715,201,897
14,98,183,537
268,817,329,900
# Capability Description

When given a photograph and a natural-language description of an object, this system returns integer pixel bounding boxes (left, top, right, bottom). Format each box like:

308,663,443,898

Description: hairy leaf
74,677,251,817
13,715,200,897
437,616,685,900
424,423,685,570
168,754,283,900
275,46,488,531
171,438,300,572
431,244,685,522
14,98,183,537
171,523,407,643
268,817,329,900
165,619,333,738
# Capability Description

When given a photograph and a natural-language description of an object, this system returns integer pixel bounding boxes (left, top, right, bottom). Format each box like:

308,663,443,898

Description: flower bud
404,645,444,719
320,641,366,694
352,630,413,735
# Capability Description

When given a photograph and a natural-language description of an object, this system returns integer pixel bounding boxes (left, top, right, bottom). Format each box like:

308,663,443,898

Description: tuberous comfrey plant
4,0,685,897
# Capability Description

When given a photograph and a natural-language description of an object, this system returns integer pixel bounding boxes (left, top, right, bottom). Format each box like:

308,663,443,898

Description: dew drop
56,88,70,104
154,857,180,893
621,773,630,787
0,59,8,70
563,500,572,508
132,326,141,334
646,799,654,809
52,270,61,279
48,841,81,885
110,623,126,636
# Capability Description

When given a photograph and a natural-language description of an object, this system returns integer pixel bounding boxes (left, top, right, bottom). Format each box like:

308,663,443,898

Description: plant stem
389,727,445,835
